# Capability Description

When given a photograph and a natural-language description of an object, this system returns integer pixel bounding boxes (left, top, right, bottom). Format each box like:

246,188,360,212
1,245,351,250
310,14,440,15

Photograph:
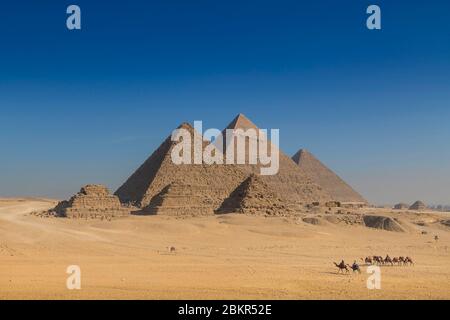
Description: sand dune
0,198,449,299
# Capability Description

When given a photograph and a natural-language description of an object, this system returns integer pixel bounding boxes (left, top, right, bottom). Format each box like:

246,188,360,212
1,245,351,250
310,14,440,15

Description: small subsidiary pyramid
50,184,130,218
145,180,213,216
394,203,409,210
292,149,366,203
216,174,287,215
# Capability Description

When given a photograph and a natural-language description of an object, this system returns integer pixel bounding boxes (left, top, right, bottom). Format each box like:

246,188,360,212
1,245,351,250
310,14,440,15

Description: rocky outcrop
363,215,404,232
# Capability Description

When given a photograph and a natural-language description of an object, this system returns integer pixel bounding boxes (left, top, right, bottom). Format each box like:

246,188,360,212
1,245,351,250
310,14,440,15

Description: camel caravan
334,255,414,274
361,255,414,266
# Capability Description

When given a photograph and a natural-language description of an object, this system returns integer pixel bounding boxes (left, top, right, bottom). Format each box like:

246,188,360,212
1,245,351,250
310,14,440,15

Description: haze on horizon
0,1,449,205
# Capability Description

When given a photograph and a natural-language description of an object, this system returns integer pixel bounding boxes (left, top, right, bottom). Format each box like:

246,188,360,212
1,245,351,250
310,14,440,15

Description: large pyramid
115,123,249,211
223,114,332,205
115,114,332,215
225,113,259,131
292,149,366,203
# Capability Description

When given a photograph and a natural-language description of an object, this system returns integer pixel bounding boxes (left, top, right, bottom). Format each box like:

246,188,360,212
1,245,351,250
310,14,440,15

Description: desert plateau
1,197,449,300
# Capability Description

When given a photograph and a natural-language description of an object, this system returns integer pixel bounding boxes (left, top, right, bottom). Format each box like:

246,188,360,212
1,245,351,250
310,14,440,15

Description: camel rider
352,261,361,273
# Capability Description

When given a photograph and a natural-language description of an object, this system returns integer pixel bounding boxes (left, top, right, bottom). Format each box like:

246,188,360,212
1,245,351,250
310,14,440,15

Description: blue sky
0,1,449,204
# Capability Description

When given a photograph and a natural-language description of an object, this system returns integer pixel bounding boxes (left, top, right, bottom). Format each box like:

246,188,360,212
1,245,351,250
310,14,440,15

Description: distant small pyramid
292,149,366,203
409,200,426,210
394,203,409,210
216,174,287,215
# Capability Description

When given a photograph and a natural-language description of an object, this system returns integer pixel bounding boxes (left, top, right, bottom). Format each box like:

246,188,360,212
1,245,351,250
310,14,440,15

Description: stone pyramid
394,203,409,210
225,113,259,131
115,115,333,215
409,200,426,210
51,184,130,219
114,123,249,212
145,180,214,216
292,149,366,203
217,174,288,215
222,114,332,206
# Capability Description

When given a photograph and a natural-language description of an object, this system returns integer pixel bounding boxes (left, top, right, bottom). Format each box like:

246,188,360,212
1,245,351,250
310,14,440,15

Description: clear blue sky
1,1,449,205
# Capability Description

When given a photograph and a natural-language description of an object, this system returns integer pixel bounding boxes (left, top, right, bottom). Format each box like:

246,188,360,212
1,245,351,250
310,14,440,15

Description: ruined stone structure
394,203,409,210
52,185,130,218
340,202,366,209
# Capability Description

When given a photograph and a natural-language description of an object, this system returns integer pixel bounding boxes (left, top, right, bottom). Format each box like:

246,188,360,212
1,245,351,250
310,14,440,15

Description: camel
347,261,361,273
373,256,383,265
334,260,349,274
392,257,401,265
405,257,414,266
167,246,176,253
384,255,393,266
361,257,373,265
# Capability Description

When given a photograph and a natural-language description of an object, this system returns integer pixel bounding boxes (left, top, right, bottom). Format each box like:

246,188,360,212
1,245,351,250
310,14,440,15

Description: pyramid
115,123,250,212
292,149,366,203
394,203,409,210
409,200,426,211
51,184,130,219
225,113,259,131
221,114,333,206
145,181,214,215
115,115,333,215
216,174,288,215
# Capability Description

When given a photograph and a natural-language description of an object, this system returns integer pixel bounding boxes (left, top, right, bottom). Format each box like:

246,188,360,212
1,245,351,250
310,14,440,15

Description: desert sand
1,198,449,300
